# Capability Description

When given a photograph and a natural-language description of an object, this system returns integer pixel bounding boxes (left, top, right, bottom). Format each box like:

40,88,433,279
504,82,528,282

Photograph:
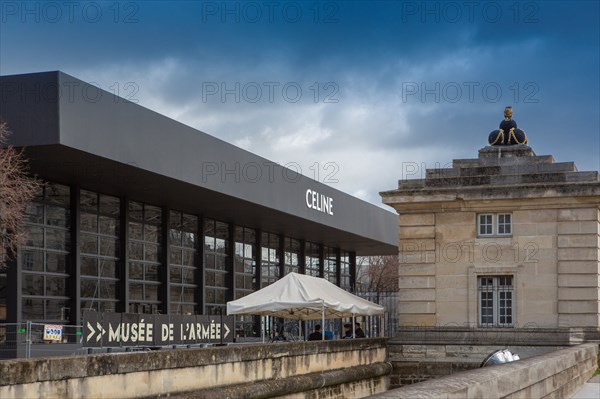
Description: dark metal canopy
1,71,397,255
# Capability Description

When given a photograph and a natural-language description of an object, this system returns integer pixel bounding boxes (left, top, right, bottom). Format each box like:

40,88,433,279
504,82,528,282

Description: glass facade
283,237,300,275
234,227,256,300
204,219,230,315
128,201,162,313
169,211,198,315
305,242,321,277
80,190,120,313
324,246,337,284
21,183,71,322
11,181,357,324
260,232,280,288
234,227,257,337
340,251,352,291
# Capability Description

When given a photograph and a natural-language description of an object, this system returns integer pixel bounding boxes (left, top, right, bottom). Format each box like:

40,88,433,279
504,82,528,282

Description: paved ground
571,375,600,399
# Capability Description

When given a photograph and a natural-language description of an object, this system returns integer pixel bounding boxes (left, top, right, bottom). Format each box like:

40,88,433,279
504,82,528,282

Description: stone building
381,108,600,329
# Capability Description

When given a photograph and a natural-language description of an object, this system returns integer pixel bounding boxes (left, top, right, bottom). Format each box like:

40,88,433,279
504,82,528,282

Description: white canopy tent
227,272,384,340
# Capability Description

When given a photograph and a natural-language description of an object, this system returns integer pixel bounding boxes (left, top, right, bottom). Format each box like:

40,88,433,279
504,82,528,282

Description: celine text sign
82,311,234,348
305,189,334,216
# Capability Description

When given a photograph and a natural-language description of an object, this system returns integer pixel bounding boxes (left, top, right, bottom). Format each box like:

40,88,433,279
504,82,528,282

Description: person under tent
354,322,365,338
308,324,323,341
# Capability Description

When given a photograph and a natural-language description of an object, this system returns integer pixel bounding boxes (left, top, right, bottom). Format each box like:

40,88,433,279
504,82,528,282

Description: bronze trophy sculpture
488,106,528,146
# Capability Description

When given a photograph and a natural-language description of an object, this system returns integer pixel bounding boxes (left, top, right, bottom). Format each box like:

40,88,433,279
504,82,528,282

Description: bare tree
355,255,399,293
0,121,41,269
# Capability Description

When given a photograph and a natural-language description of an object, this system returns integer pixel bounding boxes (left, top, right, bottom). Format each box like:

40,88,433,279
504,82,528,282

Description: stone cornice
381,145,600,212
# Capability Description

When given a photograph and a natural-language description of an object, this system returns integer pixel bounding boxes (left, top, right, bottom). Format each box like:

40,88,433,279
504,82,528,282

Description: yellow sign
43,324,63,341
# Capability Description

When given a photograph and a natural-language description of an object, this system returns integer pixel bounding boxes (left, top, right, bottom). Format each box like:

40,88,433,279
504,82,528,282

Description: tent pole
261,316,265,343
304,321,307,341
321,303,325,341
352,314,355,338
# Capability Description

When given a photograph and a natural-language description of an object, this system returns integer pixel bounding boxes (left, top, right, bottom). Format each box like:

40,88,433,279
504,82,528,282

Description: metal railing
355,291,399,337
0,322,83,359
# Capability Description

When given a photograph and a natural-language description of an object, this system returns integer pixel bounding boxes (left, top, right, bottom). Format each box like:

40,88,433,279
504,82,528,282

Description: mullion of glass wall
234,227,256,299
234,226,257,337
204,219,230,315
21,183,71,322
260,232,280,288
323,246,337,284
340,251,352,291
128,201,162,313
304,242,320,277
79,190,120,314
284,237,300,275
168,211,198,315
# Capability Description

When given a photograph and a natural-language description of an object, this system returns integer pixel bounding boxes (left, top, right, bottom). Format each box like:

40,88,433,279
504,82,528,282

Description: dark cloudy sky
1,1,599,207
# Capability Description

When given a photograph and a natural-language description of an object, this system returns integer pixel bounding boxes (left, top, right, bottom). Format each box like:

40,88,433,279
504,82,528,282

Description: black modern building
0,71,397,329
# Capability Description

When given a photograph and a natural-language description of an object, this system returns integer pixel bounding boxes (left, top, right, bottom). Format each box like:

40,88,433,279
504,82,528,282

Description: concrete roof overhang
1,71,397,255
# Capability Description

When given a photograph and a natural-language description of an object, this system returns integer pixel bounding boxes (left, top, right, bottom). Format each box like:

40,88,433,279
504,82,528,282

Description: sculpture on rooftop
488,106,528,146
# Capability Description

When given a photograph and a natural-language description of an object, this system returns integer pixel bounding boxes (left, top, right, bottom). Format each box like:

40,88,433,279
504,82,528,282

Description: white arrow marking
223,323,230,339
96,322,106,342
86,321,95,342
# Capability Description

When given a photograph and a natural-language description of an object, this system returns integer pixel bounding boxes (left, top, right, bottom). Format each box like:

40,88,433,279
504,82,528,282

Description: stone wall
0,338,390,399
398,213,437,326
387,327,600,389
390,360,478,387
557,208,600,327
388,343,566,388
396,206,600,328
371,343,599,399
391,326,600,346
